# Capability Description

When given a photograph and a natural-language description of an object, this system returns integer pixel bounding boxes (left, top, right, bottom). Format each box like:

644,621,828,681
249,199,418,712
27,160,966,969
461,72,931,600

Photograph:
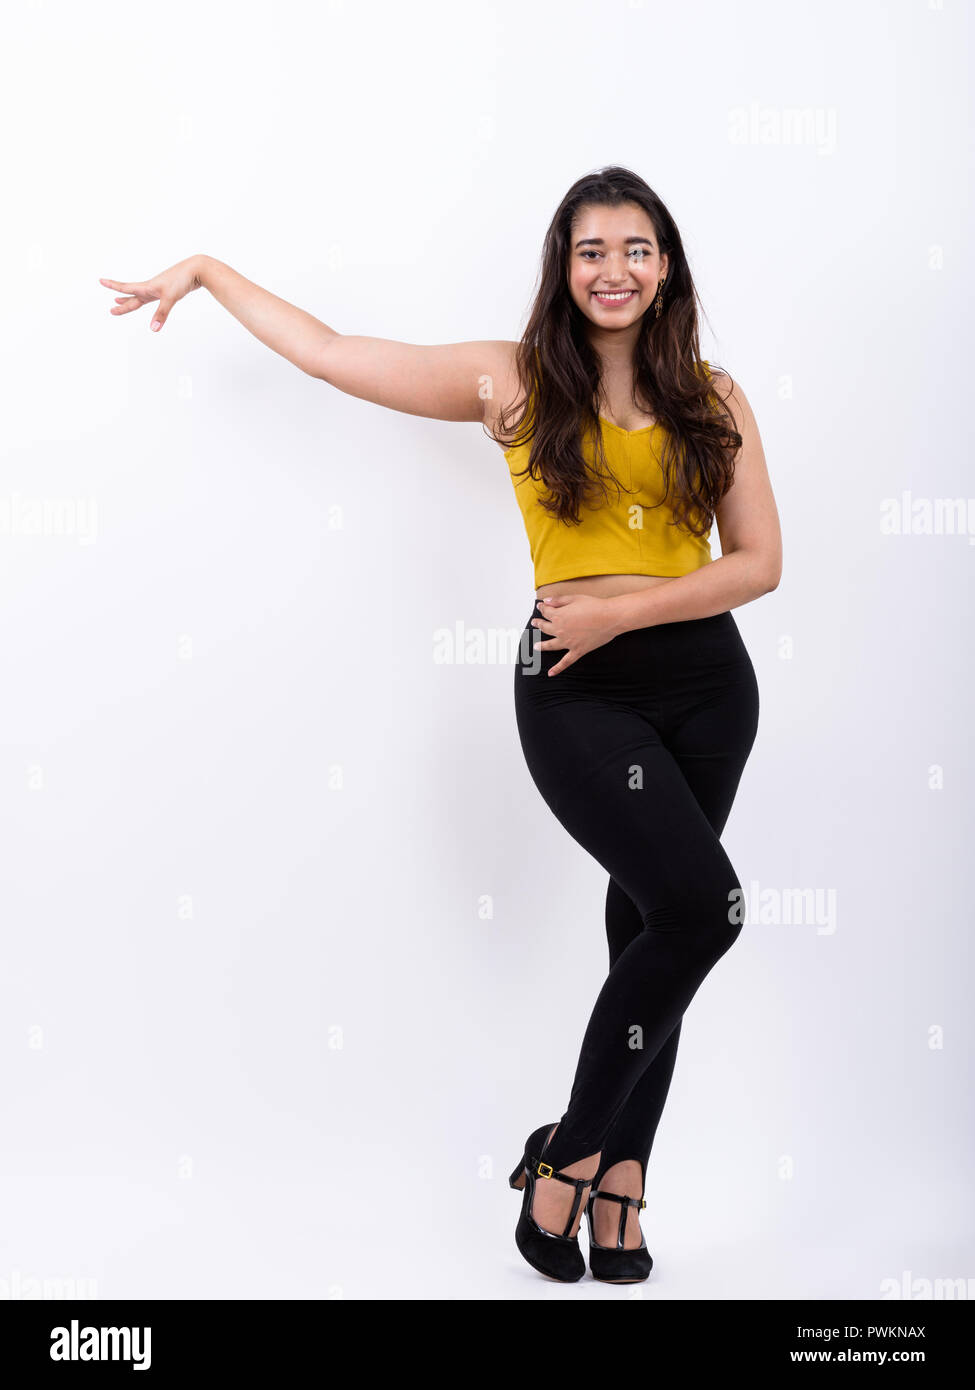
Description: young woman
101,165,781,1287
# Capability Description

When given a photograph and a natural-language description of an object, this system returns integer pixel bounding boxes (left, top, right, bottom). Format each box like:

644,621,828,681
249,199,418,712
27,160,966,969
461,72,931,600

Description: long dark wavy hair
490,166,741,534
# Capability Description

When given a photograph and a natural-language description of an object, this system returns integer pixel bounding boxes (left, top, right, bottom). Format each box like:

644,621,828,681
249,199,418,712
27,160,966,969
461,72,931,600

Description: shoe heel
508,1157,527,1190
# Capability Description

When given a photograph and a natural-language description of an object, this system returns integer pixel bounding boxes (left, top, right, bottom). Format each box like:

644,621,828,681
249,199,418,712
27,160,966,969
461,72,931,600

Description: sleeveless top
503,363,715,587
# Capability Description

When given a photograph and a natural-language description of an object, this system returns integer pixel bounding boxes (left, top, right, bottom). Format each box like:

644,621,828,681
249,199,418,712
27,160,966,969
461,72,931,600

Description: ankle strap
528,1154,593,1192
588,1187,646,1250
590,1188,646,1210
526,1151,596,1240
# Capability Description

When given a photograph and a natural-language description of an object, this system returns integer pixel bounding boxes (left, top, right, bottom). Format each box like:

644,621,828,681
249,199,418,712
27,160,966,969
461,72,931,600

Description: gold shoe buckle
536,1162,554,1179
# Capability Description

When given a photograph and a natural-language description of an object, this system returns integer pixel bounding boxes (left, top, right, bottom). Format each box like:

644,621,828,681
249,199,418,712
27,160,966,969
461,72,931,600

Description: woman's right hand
99,255,206,332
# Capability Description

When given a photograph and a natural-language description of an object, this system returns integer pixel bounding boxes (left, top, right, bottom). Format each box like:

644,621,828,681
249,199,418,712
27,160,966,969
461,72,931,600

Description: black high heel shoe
584,1186,653,1283
508,1123,595,1283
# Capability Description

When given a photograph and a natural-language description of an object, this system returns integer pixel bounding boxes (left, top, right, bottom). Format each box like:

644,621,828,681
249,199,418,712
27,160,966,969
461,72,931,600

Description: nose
597,252,635,283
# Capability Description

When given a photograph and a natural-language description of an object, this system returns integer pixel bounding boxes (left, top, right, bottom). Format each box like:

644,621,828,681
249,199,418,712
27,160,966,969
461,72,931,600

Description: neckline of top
501,412,663,457
598,414,661,437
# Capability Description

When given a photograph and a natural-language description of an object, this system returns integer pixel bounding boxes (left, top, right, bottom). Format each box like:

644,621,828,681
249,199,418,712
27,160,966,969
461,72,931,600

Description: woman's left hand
531,595,623,676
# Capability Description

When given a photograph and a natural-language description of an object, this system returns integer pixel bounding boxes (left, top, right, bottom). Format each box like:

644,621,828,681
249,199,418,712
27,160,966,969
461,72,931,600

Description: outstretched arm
100,254,514,425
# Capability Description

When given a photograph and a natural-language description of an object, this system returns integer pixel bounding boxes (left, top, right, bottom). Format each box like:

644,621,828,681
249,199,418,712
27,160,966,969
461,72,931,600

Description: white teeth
594,291,634,300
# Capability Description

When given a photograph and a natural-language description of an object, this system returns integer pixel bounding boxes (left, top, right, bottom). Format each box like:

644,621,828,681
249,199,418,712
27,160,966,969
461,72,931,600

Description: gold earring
655,277,667,319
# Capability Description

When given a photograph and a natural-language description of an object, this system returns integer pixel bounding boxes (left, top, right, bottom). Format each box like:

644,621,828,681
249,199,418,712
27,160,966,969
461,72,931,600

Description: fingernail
151,321,160,331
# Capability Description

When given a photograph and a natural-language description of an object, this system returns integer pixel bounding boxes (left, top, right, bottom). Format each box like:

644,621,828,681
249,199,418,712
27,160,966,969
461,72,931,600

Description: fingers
533,626,568,650
532,617,567,650
548,651,579,677
100,278,151,299
149,298,173,332
101,278,155,319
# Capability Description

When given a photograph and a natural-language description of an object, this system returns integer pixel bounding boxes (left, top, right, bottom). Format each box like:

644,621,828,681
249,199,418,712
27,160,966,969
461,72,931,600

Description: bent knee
641,883,743,953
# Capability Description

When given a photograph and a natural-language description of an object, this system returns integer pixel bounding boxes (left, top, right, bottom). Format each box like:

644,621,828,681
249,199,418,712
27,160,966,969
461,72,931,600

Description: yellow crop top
504,365,715,588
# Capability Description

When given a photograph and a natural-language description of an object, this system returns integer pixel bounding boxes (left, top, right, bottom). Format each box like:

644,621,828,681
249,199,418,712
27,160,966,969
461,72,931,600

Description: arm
607,374,782,634
202,258,513,420
534,375,782,674
100,253,514,424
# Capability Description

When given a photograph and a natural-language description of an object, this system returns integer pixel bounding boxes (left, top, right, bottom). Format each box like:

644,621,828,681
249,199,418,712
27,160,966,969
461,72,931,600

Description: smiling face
567,200,669,332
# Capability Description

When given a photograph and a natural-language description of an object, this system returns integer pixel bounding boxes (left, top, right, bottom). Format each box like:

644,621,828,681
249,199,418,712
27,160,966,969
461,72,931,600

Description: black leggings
513,598,760,1187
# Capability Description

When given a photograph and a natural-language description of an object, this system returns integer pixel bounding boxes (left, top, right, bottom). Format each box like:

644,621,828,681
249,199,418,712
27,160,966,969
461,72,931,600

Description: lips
592,290,637,304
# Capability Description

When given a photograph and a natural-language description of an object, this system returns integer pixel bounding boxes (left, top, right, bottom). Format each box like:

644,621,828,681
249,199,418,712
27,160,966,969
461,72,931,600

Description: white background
1,0,971,1301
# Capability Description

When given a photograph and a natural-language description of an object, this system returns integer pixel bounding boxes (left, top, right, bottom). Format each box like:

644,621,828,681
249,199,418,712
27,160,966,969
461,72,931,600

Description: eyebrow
574,236,655,249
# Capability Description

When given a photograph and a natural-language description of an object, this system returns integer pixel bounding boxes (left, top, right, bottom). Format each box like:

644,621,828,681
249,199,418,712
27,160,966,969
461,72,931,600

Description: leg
519,873,686,1246
591,701,756,1243
590,879,682,1245
600,878,683,1175
597,689,757,1176
514,682,745,1173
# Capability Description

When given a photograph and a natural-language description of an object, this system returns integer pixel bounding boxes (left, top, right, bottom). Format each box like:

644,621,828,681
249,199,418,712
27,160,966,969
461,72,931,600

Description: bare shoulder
705,366,757,431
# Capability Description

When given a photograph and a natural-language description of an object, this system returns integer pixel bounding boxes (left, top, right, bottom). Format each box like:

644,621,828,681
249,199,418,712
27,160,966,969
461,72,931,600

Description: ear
659,251,670,282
